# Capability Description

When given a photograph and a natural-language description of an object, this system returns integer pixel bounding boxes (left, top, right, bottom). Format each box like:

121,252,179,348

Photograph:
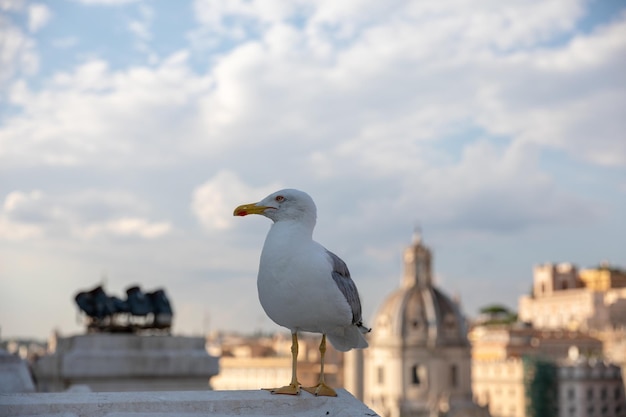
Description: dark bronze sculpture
74,285,173,333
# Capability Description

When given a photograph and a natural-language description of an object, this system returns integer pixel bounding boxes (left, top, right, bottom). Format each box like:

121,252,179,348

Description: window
601,387,607,400
445,315,456,330
411,364,421,385
377,366,384,385
567,387,575,400
450,364,458,388
412,365,420,384
587,387,594,400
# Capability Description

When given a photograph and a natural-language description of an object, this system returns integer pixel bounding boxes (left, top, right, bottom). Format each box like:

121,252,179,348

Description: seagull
234,189,370,397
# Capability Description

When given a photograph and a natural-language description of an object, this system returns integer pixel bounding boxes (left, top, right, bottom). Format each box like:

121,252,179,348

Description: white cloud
0,191,44,240
71,0,139,4
0,53,212,168
0,0,622,239
80,217,171,239
193,0,298,30
192,171,282,231
129,20,150,41
0,189,172,241
128,3,154,56
532,13,626,72
3,1,623,173
27,3,52,33
0,15,38,91
0,0,26,12
3,189,43,212
412,140,596,232
191,0,585,51
466,14,626,168
308,138,597,246
50,37,79,49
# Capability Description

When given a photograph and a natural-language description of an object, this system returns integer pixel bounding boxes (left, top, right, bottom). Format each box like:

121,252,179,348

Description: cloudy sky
1,0,625,340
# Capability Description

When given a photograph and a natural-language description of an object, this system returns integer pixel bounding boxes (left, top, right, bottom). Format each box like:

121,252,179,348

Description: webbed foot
303,382,337,397
262,382,301,395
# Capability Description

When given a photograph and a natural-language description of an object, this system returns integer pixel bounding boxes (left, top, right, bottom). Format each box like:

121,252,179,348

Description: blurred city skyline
1,0,625,340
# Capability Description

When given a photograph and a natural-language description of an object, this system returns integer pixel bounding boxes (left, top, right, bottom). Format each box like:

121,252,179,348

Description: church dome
361,233,490,417
370,234,469,348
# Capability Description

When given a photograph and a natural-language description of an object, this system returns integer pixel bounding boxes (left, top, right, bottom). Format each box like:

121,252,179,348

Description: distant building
580,263,626,291
518,261,626,393
470,323,616,417
469,325,604,362
349,233,489,417
472,358,526,417
2,338,47,363
519,263,626,331
559,359,625,417
472,260,626,416
472,356,625,417
208,332,344,391
0,349,36,393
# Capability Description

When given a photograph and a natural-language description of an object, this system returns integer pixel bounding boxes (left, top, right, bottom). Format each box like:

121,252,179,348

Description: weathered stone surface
0,350,35,393
0,389,379,417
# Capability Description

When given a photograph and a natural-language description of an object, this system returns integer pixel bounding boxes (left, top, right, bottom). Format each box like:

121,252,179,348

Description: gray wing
326,250,368,329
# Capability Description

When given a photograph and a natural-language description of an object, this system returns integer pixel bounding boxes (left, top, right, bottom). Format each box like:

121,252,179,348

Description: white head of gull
234,188,370,397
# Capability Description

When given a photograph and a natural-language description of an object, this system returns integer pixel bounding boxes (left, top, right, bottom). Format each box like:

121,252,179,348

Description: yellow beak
233,203,269,217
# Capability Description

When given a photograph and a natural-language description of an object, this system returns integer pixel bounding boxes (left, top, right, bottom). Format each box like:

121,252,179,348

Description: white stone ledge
0,389,379,417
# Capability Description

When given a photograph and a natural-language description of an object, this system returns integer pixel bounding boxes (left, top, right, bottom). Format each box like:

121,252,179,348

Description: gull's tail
327,322,371,352
357,320,372,334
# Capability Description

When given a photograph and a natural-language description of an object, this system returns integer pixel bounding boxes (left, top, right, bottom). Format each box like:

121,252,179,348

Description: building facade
469,323,624,417
517,261,626,394
472,357,625,417
519,263,626,331
209,332,343,391
469,325,604,362
472,358,526,417
558,360,625,417
472,260,626,417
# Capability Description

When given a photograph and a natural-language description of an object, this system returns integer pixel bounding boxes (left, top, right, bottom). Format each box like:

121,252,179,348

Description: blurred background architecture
340,234,626,417
208,332,343,391
347,233,490,417
2,233,625,417
470,260,626,417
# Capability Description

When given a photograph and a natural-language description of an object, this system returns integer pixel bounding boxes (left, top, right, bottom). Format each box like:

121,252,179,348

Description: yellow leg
263,332,300,395
303,334,337,397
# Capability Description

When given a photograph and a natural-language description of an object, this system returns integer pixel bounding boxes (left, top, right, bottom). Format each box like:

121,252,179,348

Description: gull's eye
275,195,285,202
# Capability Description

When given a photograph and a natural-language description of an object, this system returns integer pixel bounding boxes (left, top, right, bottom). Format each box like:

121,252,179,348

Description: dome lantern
402,230,433,289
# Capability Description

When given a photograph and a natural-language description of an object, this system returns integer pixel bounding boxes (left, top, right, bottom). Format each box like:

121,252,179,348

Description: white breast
256,222,352,333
